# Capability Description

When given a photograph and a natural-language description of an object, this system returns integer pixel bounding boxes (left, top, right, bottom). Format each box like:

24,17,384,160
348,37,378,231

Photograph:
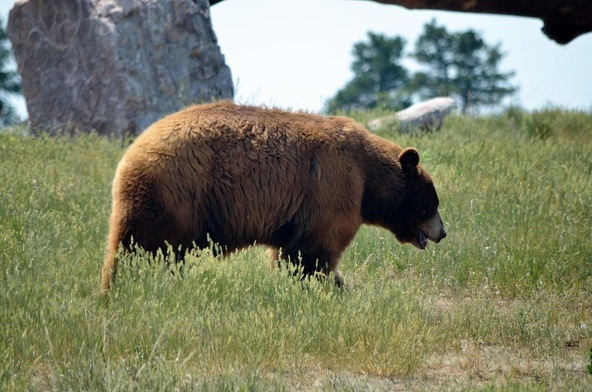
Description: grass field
1,108,591,390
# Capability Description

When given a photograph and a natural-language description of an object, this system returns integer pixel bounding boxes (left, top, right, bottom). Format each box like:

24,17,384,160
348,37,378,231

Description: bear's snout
433,229,446,243
422,211,446,245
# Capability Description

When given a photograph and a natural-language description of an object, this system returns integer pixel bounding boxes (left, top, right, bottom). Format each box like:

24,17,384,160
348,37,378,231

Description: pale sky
3,0,592,117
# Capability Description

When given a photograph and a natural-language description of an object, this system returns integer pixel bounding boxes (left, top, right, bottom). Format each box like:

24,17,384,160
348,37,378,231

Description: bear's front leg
271,243,344,287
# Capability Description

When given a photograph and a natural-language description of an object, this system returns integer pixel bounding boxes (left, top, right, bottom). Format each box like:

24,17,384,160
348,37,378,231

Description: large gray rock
7,0,233,136
368,97,457,133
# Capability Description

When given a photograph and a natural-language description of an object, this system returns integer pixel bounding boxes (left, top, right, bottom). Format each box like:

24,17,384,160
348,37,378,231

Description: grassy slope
1,110,591,390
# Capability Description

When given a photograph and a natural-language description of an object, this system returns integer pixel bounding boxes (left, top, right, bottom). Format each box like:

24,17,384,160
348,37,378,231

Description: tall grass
1,110,591,390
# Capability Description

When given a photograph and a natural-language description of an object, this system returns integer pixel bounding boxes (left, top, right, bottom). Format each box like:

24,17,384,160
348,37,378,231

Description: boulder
7,0,233,136
367,97,457,133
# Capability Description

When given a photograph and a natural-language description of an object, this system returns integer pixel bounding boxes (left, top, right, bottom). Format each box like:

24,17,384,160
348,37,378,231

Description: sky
2,0,592,117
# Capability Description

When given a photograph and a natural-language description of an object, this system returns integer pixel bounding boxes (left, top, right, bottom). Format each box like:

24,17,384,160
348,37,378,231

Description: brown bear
101,101,446,292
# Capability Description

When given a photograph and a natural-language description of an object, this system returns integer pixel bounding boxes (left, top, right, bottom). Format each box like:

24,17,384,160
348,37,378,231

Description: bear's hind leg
101,251,118,293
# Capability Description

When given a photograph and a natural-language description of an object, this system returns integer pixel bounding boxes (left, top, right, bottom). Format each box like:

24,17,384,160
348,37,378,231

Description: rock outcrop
7,0,234,136
368,97,457,133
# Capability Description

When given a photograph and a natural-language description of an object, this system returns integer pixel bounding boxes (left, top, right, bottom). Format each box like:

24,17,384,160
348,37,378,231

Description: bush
522,107,592,141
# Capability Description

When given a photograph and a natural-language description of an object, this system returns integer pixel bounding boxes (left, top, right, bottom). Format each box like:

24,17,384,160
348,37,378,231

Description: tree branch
371,0,592,44
209,0,591,44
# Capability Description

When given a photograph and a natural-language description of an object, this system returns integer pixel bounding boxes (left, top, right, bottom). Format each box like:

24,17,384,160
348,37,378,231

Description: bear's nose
434,229,446,243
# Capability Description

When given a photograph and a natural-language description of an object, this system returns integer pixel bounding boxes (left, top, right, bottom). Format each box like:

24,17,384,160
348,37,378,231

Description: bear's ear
399,147,420,175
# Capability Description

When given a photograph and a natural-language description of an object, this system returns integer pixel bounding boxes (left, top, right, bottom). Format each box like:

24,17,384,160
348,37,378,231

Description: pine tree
0,17,22,126
411,19,516,113
327,32,410,113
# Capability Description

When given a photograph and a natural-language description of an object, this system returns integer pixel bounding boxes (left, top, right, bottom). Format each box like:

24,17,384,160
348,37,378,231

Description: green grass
1,110,591,390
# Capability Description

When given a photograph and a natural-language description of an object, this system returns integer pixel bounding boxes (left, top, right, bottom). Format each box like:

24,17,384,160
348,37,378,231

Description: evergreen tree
0,17,22,126
327,32,410,113
411,19,516,113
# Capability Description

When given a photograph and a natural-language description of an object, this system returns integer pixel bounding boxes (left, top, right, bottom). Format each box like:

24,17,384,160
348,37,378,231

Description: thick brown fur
101,101,445,292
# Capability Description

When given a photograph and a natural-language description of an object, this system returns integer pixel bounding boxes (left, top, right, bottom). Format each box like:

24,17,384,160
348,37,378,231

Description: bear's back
126,101,375,179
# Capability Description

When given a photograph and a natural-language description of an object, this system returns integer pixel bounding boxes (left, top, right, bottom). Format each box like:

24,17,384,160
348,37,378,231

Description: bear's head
391,147,447,249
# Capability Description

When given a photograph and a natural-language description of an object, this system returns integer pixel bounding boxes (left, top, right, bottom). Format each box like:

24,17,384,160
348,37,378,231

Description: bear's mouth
417,230,428,250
